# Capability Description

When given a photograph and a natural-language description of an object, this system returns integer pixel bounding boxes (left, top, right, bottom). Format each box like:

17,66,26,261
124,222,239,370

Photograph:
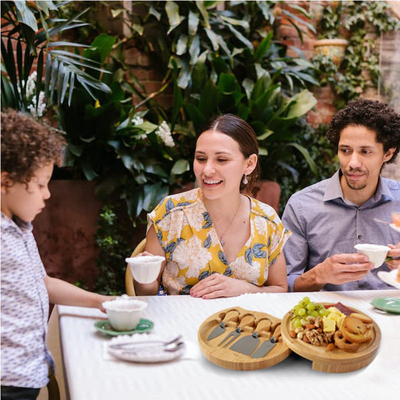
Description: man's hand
386,243,400,270
314,253,373,286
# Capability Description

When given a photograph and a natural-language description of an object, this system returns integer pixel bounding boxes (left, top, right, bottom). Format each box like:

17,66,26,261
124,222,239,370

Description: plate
377,269,400,289
281,303,381,373
94,319,154,336
390,223,400,233
371,297,400,314
108,334,186,363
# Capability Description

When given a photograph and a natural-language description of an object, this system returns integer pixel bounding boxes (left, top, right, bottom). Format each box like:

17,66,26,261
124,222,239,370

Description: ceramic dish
108,333,186,363
390,223,400,233
371,297,400,314
377,269,400,289
94,318,154,336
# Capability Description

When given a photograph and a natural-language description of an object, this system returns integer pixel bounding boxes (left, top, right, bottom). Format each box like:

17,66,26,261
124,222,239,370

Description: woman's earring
243,175,248,185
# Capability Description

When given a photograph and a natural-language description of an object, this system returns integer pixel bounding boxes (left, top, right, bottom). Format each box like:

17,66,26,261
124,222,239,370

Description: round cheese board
281,303,381,373
198,306,291,371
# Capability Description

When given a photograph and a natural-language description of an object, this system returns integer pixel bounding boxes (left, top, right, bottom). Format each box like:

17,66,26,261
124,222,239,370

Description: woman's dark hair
1,109,66,186
200,114,261,191
326,98,400,164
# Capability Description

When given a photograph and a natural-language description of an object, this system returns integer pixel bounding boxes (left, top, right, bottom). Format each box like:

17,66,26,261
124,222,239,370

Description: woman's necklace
218,197,242,247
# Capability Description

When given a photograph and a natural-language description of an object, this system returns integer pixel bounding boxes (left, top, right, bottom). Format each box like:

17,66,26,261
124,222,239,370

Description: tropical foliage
1,1,112,113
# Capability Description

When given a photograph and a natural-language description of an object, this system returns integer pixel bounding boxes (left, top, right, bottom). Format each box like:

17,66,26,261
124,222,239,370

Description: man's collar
323,169,394,204
324,170,344,202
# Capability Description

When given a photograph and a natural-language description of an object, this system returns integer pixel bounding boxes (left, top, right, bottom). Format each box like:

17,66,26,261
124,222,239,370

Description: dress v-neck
200,195,253,265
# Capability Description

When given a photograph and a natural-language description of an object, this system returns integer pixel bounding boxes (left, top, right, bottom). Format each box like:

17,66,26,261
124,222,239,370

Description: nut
326,343,336,351
295,327,304,333
297,332,304,340
305,324,316,330
289,330,297,338
303,335,310,343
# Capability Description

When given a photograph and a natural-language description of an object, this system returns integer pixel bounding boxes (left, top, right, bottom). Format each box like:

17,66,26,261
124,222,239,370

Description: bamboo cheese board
198,307,291,371
281,304,381,373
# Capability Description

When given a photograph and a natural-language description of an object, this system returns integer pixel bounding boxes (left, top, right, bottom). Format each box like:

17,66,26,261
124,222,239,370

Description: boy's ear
1,172,12,193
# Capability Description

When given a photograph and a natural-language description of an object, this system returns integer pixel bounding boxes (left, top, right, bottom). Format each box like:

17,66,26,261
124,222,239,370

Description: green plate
94,319,154,336
371,297,400,314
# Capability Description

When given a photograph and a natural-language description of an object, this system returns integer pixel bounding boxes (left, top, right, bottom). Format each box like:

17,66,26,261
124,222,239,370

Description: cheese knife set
198,307,291,371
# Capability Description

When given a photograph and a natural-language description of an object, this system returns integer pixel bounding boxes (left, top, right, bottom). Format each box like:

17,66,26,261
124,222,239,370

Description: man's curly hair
1,109,66,186
326,98,400,164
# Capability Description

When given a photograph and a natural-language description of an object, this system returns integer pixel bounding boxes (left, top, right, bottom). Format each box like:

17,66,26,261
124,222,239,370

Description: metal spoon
118,341,185,355
109,335,182,350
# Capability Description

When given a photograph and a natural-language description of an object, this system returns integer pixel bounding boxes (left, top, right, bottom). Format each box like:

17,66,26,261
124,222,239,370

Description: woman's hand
190,274,256,299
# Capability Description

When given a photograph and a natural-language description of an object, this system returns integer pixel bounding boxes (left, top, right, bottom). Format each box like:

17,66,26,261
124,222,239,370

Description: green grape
306,302,315,311
298,308,306,316
302,296,310,305
293,305,301,313
293,318,303,329
311,311,319,318
319,308,329,317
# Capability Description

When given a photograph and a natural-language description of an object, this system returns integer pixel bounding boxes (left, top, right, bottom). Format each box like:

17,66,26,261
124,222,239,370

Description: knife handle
271,325,282,343
216,310,239,324
270,320,281,333
255,319,272,337
237,314,256,333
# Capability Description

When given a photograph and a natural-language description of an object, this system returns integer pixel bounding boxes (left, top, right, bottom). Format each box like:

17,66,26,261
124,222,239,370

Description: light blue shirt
1,213,54,388
282,170,400,291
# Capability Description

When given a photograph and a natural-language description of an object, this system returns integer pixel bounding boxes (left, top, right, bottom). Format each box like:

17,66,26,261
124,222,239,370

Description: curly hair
326,98,400,164
1,109,66,185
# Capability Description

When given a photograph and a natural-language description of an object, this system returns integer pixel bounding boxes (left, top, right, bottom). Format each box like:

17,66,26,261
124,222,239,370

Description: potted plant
313,2,348,67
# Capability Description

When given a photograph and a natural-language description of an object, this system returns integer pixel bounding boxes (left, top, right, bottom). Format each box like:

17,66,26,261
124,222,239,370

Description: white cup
125,255,165,284
354,244,390,269
102,298,147,331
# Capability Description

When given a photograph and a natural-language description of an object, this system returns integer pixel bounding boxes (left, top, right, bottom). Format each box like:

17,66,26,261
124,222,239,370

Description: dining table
57,290,400,400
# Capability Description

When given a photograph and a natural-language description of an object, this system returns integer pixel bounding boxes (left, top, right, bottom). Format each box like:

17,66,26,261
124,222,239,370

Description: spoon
109,335,182,350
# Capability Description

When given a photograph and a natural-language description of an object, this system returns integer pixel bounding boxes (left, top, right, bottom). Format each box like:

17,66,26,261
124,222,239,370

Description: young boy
1,110,113,399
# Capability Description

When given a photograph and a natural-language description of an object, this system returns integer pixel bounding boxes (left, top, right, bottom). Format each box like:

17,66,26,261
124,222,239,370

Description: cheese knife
207,310,240,341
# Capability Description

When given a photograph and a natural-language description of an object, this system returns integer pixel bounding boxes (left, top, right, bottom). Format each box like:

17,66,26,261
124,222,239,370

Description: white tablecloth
58,290,400,400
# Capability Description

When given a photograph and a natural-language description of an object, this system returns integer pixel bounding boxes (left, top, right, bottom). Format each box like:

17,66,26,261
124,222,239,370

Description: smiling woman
133,114,291,298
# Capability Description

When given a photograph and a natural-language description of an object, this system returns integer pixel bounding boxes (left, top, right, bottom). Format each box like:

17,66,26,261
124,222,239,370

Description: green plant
114,1,319,182
313,1,400,108
1,1,111,113
94,206,132,295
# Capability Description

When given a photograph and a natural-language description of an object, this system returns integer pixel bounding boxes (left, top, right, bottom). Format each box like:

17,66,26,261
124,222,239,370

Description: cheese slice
323,316,336,333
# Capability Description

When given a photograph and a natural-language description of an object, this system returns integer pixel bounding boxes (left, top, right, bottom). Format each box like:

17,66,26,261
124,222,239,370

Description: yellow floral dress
147,188,291,295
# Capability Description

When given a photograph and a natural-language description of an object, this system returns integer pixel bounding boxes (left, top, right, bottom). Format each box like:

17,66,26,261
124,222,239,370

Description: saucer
94,318,154,336
108,333,186,363
377,269,400,289
371,297,400,314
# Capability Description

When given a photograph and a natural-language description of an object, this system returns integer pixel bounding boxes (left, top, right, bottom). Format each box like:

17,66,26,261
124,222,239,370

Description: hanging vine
313,1,399,109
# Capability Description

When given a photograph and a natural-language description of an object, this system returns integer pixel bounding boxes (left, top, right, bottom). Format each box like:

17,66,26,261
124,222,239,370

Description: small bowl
102,297,147,331
354,244,390,269
125,255,165,284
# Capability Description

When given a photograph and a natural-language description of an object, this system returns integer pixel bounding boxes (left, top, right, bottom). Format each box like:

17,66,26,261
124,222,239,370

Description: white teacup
102,297,147,331
125,255,165,284
354,244,390,269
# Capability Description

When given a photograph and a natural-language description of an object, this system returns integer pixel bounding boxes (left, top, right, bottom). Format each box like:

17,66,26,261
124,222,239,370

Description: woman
135,114,290,298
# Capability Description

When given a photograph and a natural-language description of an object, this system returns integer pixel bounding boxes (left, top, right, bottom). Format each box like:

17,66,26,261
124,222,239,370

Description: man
282,98,400,291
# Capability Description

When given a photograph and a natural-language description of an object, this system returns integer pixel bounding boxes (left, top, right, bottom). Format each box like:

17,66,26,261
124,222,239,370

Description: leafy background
2,1,398,294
